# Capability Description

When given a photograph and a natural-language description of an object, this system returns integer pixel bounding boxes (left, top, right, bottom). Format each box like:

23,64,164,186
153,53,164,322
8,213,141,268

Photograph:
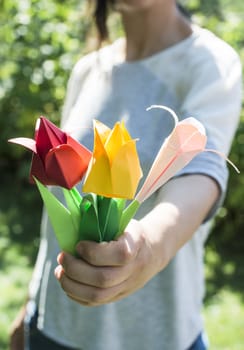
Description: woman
10,1,242,349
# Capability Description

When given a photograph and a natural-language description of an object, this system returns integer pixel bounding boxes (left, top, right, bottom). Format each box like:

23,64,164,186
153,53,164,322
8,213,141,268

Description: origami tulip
135,112,207,203
9,117,92,189
83,120,142,199
119,106,208,233
119,105,239,235
8,106,238,251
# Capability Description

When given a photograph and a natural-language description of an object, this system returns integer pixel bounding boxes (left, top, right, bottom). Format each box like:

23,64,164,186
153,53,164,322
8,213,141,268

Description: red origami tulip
8,117,92,189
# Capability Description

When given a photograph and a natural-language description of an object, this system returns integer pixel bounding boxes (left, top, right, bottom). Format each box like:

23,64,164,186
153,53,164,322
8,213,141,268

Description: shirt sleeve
176,49,242,220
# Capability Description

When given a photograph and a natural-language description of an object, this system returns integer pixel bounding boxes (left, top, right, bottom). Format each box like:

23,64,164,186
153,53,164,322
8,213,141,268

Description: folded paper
135,114,207,203
9,106,237,253
119,106,208,232
35,178,81,254
9,117,92,189
35,177,127,252
83,120,143,199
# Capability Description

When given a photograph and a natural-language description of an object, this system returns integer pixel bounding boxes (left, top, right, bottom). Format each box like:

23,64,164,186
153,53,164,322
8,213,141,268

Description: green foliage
0,0,91,166
205,125,244,300
0,0,243,297
0,0,243,348
203,290,244,349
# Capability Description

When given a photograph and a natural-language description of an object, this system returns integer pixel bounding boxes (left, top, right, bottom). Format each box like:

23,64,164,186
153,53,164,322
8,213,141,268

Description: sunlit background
0,0,243,349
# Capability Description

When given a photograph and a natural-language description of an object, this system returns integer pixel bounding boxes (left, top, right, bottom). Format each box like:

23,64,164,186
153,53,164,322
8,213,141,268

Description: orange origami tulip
9,117,92,189
83,120,142,199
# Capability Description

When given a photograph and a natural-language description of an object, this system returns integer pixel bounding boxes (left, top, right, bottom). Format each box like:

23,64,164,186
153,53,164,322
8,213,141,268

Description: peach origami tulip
119,106,208,233
9,117,92,189
136,113,207,203
83,120,142,199
119,105,239,234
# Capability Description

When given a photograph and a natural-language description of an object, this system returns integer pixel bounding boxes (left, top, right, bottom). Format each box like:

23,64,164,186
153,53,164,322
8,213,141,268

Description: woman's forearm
140,174,220,267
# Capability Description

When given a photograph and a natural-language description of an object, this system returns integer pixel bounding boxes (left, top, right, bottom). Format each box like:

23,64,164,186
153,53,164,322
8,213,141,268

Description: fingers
75,223,141,267
57,272,124,306
54,220,151,306
56,252,135,289
56,265,144,306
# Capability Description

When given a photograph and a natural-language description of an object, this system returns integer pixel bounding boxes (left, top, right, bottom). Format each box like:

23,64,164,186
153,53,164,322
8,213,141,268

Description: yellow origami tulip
83,120,143,199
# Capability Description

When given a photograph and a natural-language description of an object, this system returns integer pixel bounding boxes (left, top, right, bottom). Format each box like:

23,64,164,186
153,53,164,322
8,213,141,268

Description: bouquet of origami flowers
9,105,237,254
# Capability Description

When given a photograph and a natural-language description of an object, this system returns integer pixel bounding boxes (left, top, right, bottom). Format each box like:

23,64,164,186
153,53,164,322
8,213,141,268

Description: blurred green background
0,0,243,349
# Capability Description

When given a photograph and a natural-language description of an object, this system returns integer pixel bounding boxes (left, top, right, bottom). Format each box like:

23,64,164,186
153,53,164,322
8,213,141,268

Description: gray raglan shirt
29,25,242,350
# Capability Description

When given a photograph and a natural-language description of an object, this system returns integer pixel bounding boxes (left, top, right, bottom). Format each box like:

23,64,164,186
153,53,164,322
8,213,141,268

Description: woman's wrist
140,174,219,269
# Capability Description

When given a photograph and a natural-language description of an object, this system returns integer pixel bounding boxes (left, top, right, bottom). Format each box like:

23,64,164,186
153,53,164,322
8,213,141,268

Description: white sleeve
176,49,242,219
181,54,242,155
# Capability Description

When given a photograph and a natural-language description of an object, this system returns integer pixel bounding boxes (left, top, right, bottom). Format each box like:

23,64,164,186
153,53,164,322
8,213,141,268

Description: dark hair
93,1,190,42
94,0,114,42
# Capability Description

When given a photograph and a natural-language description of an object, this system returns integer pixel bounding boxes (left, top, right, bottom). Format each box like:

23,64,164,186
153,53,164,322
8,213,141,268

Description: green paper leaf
63,188,82,233
97,196,121,242
34,178,79,254
70,187,83,207
117,199,141,238
115,198,127,219
97,196,112,236
79,195,101,242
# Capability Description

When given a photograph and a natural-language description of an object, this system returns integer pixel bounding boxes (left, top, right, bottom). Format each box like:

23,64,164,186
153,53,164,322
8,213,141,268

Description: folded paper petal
105,122,130,161
111,141,142,198
82,122,113,196
8,137,37,153
136,117,207,203
83,120,142,199
45,144,90,189
94,120,111,146
9,116,92,189
66,135,92,164
83,154,112,196
36,117,67,159
30,153,54,185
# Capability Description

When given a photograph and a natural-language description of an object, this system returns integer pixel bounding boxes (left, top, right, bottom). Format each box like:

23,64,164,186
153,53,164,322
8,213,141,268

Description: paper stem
146,105,179,126
62,188,81,233
117,199,140,238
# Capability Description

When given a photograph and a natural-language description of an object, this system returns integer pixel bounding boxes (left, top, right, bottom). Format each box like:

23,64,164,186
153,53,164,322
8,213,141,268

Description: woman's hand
54,218,170,306
55,175,219,306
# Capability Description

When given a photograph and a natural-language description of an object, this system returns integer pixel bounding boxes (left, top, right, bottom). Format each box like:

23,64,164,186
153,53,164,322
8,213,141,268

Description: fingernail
57,252,64,264
54,265,63,279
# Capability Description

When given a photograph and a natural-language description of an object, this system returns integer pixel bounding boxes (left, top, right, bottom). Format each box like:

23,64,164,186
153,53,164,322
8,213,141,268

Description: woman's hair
93,1,191,42
93,0,114,42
